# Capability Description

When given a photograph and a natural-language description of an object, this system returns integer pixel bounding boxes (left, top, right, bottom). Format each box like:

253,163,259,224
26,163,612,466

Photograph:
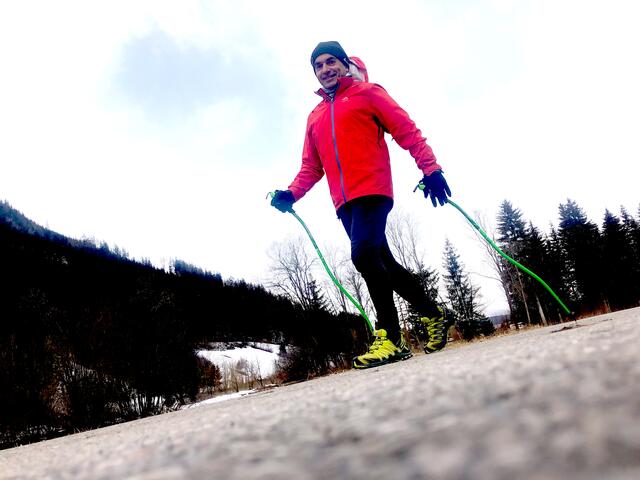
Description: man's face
313,53,348,90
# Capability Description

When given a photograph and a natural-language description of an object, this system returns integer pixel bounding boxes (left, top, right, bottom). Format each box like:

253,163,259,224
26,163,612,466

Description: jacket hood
349,56,369,82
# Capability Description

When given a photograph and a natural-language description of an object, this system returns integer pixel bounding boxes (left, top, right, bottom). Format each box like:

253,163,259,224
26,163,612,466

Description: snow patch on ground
181,389,258,409
185,343,281,409
196,343,280,377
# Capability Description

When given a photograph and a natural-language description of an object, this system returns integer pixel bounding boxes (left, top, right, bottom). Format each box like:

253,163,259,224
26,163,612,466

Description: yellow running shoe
353,329,412,369
421,307,452,354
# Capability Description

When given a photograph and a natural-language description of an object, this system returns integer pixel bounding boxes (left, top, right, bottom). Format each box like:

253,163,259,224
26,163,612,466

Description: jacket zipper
330,98,348,205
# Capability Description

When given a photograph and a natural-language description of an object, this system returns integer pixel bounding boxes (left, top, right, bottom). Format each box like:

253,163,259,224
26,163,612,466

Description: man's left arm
367,84,442,175
368,84,451,206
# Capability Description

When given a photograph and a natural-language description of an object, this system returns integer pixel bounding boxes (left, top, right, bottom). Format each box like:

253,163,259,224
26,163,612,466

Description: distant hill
0,200,129,259
488,313,510,327
0,200,66,242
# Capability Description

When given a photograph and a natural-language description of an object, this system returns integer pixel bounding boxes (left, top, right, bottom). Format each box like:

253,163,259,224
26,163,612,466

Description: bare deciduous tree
387,210,423,272
386,210,442,329
342,261,373,316
474,213,530,328
319,246,350,314
268,237,320,311
319,245,374,320
475,213,511,298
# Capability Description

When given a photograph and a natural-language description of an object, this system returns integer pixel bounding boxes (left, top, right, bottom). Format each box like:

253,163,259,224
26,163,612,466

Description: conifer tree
497,200,527,245
602,209,638,309
307,278,328,312
520,222,551,325
621,206,640,280
546,225,573,312
442,239,490,340
414,263,440,305
496,200,531,324
558,199,604,312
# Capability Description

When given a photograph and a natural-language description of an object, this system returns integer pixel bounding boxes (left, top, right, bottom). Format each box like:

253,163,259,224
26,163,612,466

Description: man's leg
339,196,411,369
380,244,450,352
339,196,401,342
379,242,441,318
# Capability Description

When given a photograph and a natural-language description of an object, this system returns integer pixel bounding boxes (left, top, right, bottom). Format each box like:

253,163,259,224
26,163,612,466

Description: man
271,41,452,369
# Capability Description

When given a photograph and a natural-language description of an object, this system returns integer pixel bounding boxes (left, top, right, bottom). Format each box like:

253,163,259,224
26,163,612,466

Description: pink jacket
289,73,441,211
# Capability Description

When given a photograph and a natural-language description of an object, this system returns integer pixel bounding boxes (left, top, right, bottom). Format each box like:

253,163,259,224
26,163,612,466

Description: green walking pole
415,183,573,317
267,192,374,333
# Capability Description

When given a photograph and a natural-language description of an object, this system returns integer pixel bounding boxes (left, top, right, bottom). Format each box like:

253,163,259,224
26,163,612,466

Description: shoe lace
367,336,386,354
427,317,444,341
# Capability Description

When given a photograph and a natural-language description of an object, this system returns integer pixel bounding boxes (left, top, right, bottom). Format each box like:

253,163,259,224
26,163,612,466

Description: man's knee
351,243,383,274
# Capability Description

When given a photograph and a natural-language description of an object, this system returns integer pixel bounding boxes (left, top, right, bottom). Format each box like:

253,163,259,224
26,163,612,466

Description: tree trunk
516,271,532,326
536,294,548,326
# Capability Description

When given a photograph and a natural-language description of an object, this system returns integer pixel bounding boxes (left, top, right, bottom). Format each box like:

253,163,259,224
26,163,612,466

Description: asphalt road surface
2,308,639,480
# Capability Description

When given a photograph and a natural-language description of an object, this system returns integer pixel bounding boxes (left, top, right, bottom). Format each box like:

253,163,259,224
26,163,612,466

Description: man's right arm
287,119,324,201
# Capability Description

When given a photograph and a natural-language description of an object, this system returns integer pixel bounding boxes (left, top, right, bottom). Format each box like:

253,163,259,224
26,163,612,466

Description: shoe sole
353,352,413,369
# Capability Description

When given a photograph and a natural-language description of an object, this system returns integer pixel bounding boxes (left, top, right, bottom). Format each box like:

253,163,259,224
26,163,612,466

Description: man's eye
326,59,336,65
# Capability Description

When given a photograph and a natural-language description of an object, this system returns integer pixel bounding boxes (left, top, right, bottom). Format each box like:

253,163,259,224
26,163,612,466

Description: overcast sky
1,0,639,316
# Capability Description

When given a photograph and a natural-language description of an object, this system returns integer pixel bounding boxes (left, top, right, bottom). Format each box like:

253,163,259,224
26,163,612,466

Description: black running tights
338,195,438,342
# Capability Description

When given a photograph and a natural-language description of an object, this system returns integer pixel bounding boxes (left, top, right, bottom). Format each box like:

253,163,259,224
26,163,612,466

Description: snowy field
186,343,281,408
196,343,280,378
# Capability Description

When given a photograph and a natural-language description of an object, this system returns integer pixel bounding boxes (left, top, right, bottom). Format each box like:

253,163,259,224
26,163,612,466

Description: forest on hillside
0,201,367,449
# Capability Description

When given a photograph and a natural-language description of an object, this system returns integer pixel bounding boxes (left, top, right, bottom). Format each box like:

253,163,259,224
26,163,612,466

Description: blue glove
420,171,451,207
271,190,295,213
